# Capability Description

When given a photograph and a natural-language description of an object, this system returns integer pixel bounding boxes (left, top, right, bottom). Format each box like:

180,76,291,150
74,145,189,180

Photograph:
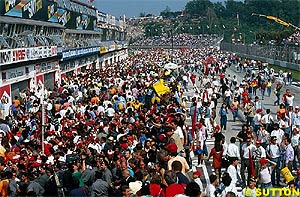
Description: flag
266,15,290,27
249,148,255,177
237,13,240,26
153,79,170,95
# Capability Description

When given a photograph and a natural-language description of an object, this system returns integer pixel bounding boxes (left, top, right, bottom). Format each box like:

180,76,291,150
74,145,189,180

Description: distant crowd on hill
130,34,221,47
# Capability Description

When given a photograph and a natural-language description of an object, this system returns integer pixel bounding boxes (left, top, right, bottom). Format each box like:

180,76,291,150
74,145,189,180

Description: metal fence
221,42,300,65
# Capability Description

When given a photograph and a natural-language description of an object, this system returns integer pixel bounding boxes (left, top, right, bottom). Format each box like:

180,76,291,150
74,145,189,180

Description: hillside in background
141,0,300,44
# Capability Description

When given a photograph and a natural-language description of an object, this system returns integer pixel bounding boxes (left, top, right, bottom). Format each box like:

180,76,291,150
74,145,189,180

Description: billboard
0,0,98,31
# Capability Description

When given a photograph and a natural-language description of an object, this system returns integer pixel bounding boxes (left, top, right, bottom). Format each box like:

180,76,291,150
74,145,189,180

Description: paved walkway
182,65,300,195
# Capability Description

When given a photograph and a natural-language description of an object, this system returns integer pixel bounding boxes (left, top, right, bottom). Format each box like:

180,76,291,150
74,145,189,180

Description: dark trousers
241,158,252,185
270,157,281,185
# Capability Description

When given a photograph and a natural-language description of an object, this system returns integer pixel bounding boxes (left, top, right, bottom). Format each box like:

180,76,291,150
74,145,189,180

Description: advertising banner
0,46,58,66
62,47,99,61
100,46,107,54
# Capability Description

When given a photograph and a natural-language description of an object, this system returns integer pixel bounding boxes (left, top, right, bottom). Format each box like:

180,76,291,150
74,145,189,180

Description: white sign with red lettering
0,46,58,66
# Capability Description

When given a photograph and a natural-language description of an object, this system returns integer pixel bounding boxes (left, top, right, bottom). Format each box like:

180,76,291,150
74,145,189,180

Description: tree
185,0,213,18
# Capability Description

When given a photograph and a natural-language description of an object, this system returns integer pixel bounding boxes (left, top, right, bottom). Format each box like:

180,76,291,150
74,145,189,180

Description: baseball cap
165,143,177,154
193,170,201,177
260,158,268,165
256,139,262,144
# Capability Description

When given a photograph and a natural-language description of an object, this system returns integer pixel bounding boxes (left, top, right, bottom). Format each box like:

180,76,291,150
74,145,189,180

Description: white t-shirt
205,184,216,197
224,90,232,97
227,165,237,185
286,95,294,106
106,107,115,117
253,114,261,125
260,167,272,183
174,126,184,139
242,144,256,159
271,129,284,144
224,143,240,159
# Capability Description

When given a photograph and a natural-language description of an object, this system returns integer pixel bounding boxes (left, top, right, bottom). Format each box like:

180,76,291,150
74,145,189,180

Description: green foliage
185,0,213,18
146,0,300,43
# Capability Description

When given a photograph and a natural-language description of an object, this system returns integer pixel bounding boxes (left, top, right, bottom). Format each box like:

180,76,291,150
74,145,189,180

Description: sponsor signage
0,46,58,66
100,46,107,54
35,61,59,74
108,45,115,52
62,47,99,61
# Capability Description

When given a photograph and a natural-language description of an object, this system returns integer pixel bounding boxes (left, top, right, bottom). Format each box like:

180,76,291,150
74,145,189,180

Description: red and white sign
36,75,44,86
0,84,11,106
0,46,58,66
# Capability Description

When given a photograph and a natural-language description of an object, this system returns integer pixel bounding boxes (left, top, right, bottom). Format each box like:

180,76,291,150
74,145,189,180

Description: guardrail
220,42,300,80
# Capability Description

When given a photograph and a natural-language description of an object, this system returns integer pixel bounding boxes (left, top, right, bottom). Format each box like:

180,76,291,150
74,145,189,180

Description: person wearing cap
259,158,277,188
266,136,281,186
167,143,189,175
242,177,257,197
253,139,266,175
240,138,256,186
193,170,204,192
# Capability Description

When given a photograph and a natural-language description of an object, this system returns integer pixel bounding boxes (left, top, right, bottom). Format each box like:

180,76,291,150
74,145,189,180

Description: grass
268,64,300,81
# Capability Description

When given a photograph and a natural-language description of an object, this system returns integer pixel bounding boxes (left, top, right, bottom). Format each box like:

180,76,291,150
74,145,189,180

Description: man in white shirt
266,136,281,186
241,138,256,186
227,157,239,187
205,174,218,197
270,123,285,145
224,137,240,160
253,109,262,134
261,109,274,133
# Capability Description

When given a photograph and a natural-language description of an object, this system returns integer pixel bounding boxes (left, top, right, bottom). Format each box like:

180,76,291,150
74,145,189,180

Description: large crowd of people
0,34,299,197
131,34,221,48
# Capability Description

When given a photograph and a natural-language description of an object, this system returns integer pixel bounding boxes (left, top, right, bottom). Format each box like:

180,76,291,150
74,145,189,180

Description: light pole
250,31,256,43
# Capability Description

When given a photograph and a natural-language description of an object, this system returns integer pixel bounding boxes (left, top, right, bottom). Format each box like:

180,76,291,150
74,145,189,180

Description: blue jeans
274,95,280,105
254,124,260,135
267,87,272,96
271,157,281,185
225,96,230,108
220,115,227,130
246,116,254,127
261,89,265,99
232,109,238,121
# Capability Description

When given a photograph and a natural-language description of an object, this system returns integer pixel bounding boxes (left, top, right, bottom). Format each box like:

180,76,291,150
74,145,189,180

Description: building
0,0,128,108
